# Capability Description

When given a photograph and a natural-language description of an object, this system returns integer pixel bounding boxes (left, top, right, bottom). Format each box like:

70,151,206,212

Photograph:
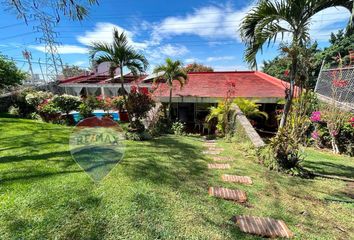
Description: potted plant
112,96,128,122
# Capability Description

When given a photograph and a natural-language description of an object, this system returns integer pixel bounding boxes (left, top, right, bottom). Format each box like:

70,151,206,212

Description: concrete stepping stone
209,187,247,203
208,147,224,151
208,163,230,169
205,140,216,143
213,156,234,162
203,142,217,147
234,216,293,238
203,151,221,155
222,174,253,185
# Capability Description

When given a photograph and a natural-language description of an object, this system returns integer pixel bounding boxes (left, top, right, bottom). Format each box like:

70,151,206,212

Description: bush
111,96,125,111
37,100,61,122
25,91,53,107
126,92,155,132
125,131,152,141
8,105,20,116
52,94,81,125
79,96,99,119
12,88,37,117
171,121,185,135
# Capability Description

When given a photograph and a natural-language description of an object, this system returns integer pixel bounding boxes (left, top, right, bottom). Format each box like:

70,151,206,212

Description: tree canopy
0,55,27,90
184,62,214,73
62,65,86,78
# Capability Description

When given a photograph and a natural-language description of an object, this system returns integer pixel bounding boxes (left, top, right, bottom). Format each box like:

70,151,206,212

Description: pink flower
330,130,338,137
310,111,321,122
349,117,354,127
311,131,319,140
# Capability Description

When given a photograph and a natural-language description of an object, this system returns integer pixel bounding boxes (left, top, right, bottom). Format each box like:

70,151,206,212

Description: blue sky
0,0,352,76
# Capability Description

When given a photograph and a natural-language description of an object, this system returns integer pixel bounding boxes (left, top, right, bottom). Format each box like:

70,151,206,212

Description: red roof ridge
188,71,255,74
254,71,289,89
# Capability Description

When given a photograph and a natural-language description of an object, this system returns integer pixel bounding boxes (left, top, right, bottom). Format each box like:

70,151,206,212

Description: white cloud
206,56,235,62
159,44,189,56
152,4,253,43
77,22,149,50
309,6,351,41
185,58,199,63
29,44,88,54
73,60,87,66
213,64,249,71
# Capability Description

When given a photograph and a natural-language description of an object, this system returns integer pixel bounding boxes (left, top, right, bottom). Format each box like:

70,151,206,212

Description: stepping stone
208,163,230,169
205,140,216,143
203,151,221,155
222,174,253,185
204,142,216,146
213,156,233,162
209,187,247,203
208,147,224,151
234,216,293,238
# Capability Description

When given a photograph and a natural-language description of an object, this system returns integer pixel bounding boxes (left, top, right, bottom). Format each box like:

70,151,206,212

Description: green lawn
303,147,354,179
0,116,353,239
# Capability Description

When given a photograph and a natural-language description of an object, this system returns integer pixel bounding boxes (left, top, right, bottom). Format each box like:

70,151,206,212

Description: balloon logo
69,116,125,182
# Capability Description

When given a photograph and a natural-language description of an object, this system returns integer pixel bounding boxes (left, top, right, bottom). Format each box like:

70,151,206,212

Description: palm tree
233,98,268,120
89,29,148,105
240,0,353,128
153,58,188,119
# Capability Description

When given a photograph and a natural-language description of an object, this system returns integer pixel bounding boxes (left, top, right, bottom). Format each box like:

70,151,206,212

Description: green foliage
11,88,37,117
184,62,214,73
52,94,81,115
125,131,152,141
8,105,20,116
126,92,155,121
316,30,354,68
25,91,53,107
233,98,268,120
171,121,185,135
153,58,188,119
0,54,27,89
111,96,125,111
206,101,230,135
79,95,99,119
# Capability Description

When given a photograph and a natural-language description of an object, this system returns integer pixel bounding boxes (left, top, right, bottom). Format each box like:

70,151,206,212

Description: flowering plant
310,111,321,122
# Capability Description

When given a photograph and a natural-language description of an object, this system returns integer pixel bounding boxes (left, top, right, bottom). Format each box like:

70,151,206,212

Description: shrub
8,105,20,116
126,92,155,132
37,100,61,122
25,91,53,107
52,94,81,115
125,131,152,141
52,94,81,125
12,88,37,117
111,96,125,111
171,121,185,135
79,96,99,119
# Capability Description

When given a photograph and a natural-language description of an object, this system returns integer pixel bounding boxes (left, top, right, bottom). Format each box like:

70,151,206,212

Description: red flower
284,70,290,77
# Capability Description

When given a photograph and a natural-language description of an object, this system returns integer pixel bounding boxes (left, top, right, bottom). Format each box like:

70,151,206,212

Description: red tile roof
59,73,147,85
153,71,292,99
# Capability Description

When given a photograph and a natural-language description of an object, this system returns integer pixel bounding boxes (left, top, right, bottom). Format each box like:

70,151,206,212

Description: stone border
232,105,265,148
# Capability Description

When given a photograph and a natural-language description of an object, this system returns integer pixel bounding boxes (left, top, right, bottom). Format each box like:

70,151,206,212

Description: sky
0,0,352,77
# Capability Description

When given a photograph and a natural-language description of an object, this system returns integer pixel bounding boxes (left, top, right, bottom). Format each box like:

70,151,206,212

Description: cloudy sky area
0,0,351,75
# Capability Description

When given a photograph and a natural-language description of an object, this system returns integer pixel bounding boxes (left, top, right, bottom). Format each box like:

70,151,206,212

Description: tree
184,62,214,73
62,65,86,78
90,29,148,122
4,0,98,23
240,0,353,129
233,98,268,120
0,55,27,90
153,58,188,119
262,42,321,89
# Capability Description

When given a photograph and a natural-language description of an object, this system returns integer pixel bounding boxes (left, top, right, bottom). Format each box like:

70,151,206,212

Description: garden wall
231,105,265,148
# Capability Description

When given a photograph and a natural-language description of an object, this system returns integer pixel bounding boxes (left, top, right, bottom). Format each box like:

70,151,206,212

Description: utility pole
35,13,63,82
22,49,35,84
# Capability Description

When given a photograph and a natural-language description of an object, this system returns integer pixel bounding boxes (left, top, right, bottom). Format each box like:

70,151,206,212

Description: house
59,69,291,130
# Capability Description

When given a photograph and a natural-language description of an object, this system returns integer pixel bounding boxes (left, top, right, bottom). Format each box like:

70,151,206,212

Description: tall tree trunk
168,87,172,120
279,56,297,128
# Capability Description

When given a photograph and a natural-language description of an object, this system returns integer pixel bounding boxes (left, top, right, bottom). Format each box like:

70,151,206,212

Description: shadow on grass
303,161,354,179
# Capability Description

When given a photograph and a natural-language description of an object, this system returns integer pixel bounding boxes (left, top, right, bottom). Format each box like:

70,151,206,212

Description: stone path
222,174,253,185
208,163,230,169
209,187,247,203
204,139,293,238
234,216,293,238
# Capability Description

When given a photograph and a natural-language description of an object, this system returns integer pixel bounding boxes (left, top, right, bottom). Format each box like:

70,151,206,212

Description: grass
303,147,354,179
0,115,353,239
